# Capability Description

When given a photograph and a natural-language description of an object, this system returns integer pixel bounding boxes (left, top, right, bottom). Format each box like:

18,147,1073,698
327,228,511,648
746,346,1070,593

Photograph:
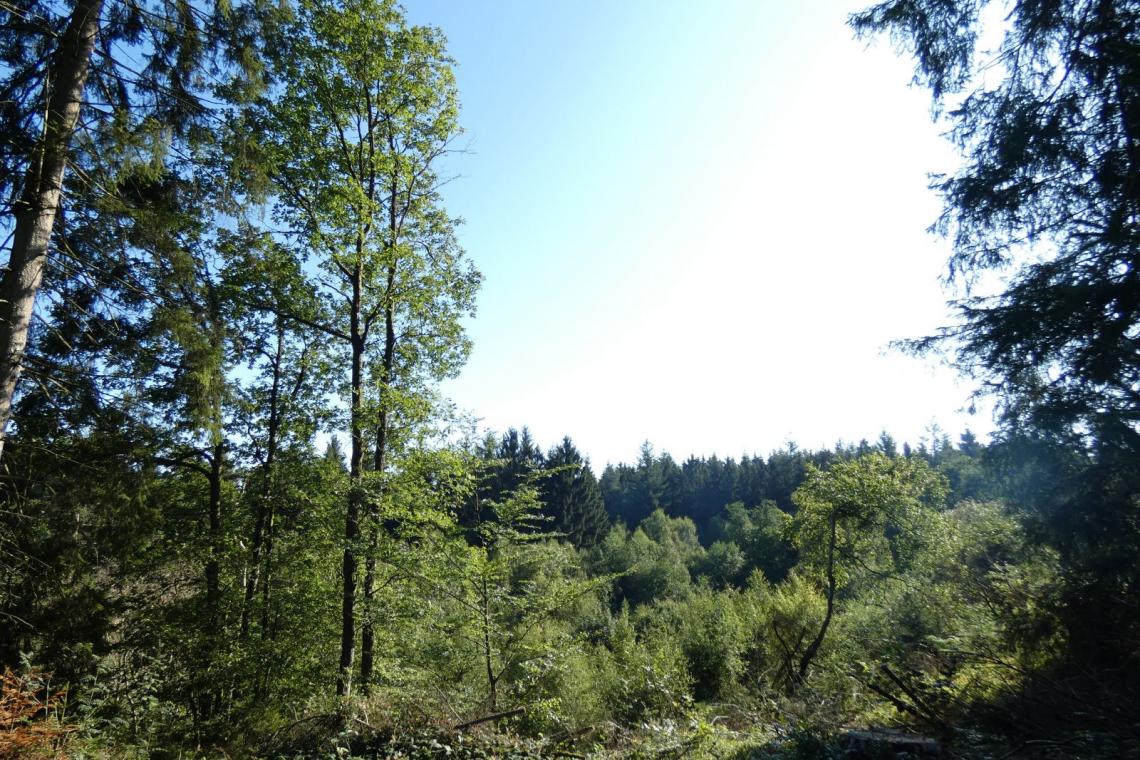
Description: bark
242,325,284,639
338,263,365,697
0,0,104,461
797,511,837,685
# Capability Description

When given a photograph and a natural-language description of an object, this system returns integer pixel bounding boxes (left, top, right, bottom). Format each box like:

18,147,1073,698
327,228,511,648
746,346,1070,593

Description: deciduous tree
243,0,478,695
789,453,947,685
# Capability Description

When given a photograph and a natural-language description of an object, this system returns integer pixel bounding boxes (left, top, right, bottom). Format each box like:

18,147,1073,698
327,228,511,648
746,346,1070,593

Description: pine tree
540,437,609,548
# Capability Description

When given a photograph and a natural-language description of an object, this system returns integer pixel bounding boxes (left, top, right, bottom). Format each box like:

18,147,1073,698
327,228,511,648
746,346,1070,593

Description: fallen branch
454,707,525,731
547,724,596,747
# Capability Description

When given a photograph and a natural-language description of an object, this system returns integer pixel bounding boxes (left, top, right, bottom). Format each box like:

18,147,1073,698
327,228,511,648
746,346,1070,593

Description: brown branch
454,707,525,731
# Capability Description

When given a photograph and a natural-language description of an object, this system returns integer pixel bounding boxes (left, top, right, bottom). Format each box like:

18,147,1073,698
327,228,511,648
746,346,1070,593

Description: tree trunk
0,0,104,461
259,505,276,637
797,511,837,685
360,256,397,689
242,326,284,639
338,264,365,697
206,441,224,628
482,574,497,711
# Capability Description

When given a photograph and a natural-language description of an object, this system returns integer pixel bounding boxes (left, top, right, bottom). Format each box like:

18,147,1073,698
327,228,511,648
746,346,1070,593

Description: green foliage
853,2,1140,721
596,605,693,723
778,454,950,688
693,540,746,589
539,437,610,548
851,0,1140,442
406,481,610,716
791,454,949,588
709,501,796,584
649,587,747,701
5,0,1137,752
588,513,696,608
754,572,827,689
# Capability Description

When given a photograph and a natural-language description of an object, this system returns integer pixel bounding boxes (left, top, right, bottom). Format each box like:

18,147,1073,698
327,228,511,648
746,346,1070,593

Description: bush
649,588,747,701
596,606,692,723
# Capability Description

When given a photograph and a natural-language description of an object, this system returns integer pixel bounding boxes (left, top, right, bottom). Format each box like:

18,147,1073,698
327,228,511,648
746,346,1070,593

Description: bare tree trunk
0,0,103,461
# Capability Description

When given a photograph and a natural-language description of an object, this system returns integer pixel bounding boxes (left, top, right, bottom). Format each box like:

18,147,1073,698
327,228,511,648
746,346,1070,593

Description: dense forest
2,0,1139,757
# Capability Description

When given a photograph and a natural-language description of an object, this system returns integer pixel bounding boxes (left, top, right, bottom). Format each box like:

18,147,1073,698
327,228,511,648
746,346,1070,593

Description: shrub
597,606,692,723
649,588,747,701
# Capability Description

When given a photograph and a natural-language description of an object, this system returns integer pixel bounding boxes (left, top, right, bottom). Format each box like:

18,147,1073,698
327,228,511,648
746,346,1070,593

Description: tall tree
852,0,1140,682
222,235,328,640
851,0,1140,444
0,0,103,461
244,0,478,696
0,0,267,460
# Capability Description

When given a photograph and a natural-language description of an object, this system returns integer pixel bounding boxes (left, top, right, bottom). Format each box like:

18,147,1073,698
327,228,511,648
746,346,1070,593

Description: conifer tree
0,0,269,459
540,436,609,548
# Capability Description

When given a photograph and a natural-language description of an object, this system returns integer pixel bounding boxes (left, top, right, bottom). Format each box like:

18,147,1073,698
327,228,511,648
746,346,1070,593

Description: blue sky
408,0,992,467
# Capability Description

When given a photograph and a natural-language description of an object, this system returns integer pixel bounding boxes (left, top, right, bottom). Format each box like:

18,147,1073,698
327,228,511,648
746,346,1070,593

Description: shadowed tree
852,0,1140,687
0,0,269,459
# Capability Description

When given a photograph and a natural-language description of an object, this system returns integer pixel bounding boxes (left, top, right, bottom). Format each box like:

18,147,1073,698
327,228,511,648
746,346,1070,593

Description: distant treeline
476,426,992,544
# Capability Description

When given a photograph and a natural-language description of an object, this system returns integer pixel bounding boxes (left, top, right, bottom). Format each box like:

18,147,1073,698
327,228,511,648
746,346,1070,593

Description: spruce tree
540,436,609,548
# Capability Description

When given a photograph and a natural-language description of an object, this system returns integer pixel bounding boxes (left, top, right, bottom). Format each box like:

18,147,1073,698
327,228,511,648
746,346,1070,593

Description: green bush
596,605,692,723
648,587,747,701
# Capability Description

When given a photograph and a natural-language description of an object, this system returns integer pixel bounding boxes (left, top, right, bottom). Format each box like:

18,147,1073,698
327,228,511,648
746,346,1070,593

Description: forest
1,0,1139,757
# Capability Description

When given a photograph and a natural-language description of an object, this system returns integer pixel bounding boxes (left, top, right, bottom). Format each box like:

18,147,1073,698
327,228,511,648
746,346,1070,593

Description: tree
0,0,102,461
588,510,698,608
851,0,1140,447
709,501,795,584
788,453,947,685
852,0,1140,687
428,482,603,712
488,427,544,498
222,236,329,640
0,0,266,460
244,0,478,695
539,437,609,548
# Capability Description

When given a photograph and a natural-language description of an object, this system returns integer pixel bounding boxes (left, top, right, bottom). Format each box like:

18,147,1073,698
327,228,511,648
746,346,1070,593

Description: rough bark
0,0,104,461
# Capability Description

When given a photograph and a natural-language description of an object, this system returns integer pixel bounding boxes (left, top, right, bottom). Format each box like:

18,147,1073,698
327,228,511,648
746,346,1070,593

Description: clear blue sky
408,0,992,468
